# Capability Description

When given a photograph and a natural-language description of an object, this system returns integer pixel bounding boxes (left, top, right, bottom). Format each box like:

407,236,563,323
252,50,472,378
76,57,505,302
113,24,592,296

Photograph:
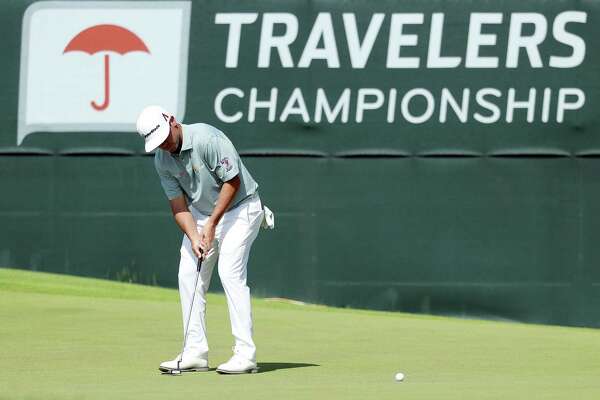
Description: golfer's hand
190,236,204,260
200,221,216,254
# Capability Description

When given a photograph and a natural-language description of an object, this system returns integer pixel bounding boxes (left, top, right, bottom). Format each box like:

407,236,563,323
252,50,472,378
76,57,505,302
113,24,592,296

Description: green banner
0,0,596,153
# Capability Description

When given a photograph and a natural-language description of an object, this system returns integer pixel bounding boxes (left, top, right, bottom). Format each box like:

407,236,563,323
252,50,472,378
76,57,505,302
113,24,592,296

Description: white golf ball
394,372,405,382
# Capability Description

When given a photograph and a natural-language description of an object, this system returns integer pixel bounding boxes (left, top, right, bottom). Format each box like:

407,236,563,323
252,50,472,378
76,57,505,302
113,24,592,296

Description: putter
162,252,203,376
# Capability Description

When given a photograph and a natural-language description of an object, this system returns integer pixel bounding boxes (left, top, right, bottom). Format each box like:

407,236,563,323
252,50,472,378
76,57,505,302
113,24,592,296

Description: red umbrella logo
63,24,150,111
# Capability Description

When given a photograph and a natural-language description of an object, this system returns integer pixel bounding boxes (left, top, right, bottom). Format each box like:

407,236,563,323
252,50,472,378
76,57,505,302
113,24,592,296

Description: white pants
178,193,263,362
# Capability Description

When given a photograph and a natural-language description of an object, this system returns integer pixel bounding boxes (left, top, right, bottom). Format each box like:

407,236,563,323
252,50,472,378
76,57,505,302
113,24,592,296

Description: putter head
161,369,182,376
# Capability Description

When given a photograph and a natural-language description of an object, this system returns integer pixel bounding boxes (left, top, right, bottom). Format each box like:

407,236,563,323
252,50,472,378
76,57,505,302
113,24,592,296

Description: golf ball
394,372,405,382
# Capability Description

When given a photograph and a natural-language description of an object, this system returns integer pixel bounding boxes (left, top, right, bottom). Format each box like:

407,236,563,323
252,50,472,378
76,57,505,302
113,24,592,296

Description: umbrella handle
91,54,110,111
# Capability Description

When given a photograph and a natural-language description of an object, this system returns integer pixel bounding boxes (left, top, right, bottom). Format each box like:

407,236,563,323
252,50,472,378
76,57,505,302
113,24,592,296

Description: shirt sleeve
154,156,183,200
203,134,240,182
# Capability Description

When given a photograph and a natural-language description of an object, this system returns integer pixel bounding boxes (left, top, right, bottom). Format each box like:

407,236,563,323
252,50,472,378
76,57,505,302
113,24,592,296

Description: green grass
0,268,599,400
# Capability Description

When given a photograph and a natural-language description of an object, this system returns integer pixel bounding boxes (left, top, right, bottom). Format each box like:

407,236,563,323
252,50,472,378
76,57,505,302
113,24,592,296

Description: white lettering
215,13,258,68
356,88,385,122
280,88,310,122
315,88,351,123
506,88,536,122
386,13,424,68
258,13,298,68
214,87,244,123
474,88,502,123
466,13,503,68
556,88,585,122
550,11,587,68
427,13,461,68
387,88,397,123
298,13,340,68
248,88,278,122
343,13,385,69
506,13,547,68
401,88,435,123
541,88,551,123
439,88,470,122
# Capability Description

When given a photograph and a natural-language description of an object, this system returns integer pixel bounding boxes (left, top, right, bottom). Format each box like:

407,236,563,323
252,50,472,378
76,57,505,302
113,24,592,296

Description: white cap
136,105,172,152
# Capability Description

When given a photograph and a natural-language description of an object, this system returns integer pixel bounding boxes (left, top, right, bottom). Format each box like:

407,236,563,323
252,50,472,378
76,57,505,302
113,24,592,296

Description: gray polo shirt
154,123,258,215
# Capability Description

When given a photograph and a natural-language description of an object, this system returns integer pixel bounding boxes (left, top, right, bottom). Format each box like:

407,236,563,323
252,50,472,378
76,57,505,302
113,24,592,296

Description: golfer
136,105,264,374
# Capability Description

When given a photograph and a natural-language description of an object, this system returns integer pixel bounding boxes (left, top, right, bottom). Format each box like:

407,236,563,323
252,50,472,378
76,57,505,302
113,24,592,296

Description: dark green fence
2,153,600,327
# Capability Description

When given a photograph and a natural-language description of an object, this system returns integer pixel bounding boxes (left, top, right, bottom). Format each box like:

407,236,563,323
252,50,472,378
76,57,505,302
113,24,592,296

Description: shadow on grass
257,362,319,373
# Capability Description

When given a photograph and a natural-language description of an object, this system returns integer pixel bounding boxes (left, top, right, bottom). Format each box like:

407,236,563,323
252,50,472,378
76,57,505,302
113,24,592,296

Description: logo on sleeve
220,157,233,172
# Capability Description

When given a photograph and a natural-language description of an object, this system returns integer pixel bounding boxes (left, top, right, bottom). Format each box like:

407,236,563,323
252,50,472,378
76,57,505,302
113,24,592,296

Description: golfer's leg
178,234,216,358
218,203,263,362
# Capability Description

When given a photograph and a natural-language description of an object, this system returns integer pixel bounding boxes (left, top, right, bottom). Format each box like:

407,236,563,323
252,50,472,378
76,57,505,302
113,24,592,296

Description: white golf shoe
159,353,209,373
216,354,258,374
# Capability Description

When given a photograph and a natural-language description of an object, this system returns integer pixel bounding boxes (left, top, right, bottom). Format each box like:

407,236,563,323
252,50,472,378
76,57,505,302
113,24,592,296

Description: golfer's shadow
256,362,319,373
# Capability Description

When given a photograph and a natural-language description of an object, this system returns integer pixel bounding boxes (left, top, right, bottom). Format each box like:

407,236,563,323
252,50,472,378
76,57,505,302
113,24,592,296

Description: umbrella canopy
63,24,150,111
63,24,149,55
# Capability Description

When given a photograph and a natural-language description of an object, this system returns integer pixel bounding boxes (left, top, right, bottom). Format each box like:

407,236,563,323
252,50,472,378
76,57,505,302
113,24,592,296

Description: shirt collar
178,125,193,153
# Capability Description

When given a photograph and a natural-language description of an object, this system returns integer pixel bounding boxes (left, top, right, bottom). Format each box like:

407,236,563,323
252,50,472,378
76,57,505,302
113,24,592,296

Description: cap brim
144,125,170,153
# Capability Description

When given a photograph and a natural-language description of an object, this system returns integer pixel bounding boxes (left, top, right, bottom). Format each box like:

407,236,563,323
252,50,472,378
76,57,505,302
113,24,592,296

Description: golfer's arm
169,196,200,242
208,175,240,226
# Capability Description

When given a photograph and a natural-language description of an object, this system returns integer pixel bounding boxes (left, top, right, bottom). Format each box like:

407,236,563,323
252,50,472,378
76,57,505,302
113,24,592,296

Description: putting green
1,268,599,400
